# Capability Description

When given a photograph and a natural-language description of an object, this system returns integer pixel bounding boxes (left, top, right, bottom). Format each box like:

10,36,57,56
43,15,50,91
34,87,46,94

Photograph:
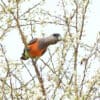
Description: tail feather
20,48,30,60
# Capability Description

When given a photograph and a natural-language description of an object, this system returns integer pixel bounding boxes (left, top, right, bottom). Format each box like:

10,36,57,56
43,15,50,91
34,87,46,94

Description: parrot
21,33,61,60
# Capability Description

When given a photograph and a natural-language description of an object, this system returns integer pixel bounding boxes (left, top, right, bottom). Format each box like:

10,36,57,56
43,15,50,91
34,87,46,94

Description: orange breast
28,41,46,58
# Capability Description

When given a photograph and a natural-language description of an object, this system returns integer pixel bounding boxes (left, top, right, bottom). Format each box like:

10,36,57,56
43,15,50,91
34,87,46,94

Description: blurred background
0,0,100,100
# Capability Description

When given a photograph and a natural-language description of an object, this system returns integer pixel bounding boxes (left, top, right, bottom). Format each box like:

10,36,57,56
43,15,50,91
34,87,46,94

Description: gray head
41,33,61,46
51,33,62,42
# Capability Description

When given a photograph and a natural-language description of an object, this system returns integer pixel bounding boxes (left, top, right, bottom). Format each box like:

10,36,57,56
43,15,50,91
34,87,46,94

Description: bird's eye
53,33,60,37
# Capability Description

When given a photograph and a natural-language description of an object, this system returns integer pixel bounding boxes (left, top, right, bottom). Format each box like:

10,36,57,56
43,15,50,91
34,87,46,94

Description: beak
58,35,62,41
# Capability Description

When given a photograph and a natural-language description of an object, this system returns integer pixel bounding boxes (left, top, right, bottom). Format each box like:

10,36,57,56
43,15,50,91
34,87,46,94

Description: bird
21,33,61,60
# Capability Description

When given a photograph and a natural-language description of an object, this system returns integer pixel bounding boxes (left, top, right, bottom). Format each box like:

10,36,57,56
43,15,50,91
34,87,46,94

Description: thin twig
32,59,46,97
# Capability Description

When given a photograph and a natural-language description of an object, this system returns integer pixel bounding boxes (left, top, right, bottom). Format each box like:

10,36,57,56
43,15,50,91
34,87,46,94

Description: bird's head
43,33,62,45
52,33,62,41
